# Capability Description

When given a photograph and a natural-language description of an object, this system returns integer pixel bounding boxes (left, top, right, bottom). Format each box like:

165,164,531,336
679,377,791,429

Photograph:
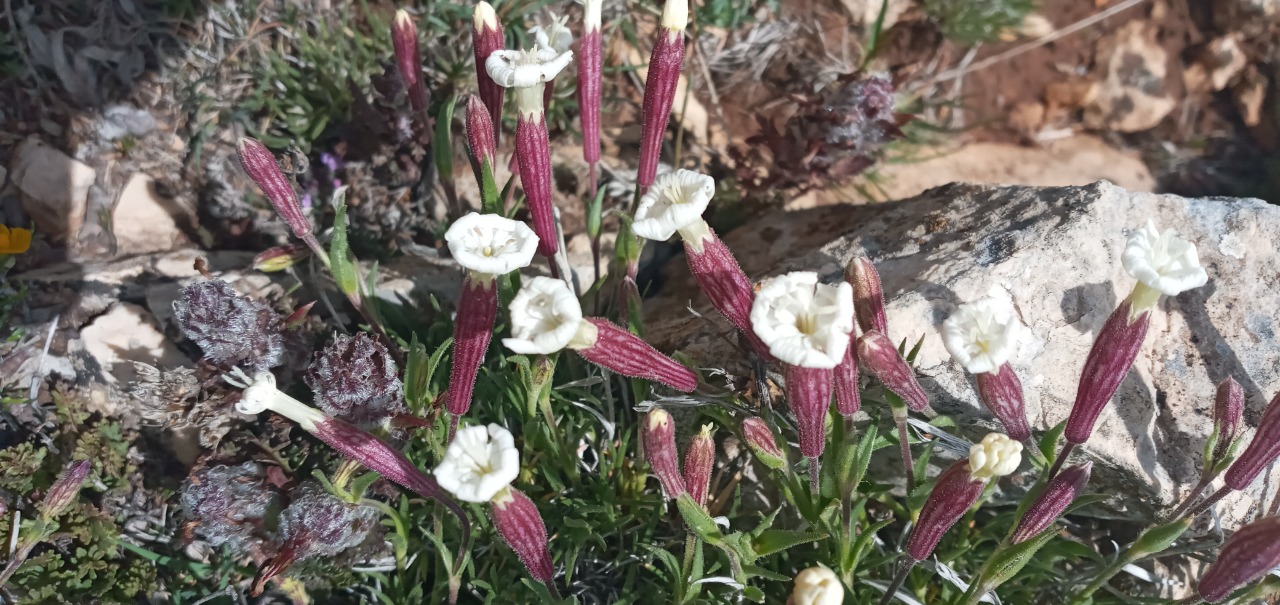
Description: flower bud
392,10,429,115
39,460,90,520
238,137,310,240
845,256,887,336
305,332,404,429
1223,390,1280,491
472,1,506,135
742,417,786,470
905,459,986,561
1196,516,1280,603
787,365,834,460
643,409,686,499
856,331,928,411
789,566,844,605
253,243,311,272
975,364,1031,441
446,277,500,418
465,95,497,169
683,424,716,509
1010,461,1091,544
1064,300,1151,445
1210,377,1244,464
491,487,556,583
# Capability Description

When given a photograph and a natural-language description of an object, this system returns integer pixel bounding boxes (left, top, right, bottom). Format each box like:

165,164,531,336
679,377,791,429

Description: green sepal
586,186,605,239
478,159,500,214
676,494,724,545
432,95,457,188
983,529,1057,588
1039,420,1067,467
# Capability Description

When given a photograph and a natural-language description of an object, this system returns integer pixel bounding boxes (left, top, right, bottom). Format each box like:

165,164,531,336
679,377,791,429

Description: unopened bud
905,459,985,561
40,460,91,519
1064,300,1151,445
238,138,310,239
643,409,686,499
1197,516,1280,603
392,10,430,114
742,417,786,470
253,243,310,272
856,331,928,411
491,487,556,583
683,424,715,509
845,257,887,336
1223,390,1280,491
1210,377,1244,465
1010,461,1091,544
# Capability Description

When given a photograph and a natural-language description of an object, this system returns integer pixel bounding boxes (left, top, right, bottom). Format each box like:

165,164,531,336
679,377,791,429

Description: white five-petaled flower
968,432,1022,481
790,566,844,605
485,47,574,90
633,169,714,244
433,424,520,503
750,272,855,369
503,276,594,354
941,297,1020,374
529,14,573,55
1121,220,1209,297
445,212,539,276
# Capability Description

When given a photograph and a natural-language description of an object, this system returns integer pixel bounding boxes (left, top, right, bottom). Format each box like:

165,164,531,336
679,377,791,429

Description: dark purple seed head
305,332,404,428
174,280,285,371
181,462,280,554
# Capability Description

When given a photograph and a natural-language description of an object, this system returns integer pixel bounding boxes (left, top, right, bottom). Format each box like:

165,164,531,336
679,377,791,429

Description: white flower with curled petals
529,14,573,55
433,424,520,503
445,213,539,276
968,432,1022,481
485,47,573,89
790,566,843,605
633,169,714,244
941,297,1020,374
1121,220,1208,297
503,277,595,354
750,272,855,369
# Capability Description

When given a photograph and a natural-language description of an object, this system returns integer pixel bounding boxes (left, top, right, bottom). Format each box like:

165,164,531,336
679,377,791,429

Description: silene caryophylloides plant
150,2,1280,603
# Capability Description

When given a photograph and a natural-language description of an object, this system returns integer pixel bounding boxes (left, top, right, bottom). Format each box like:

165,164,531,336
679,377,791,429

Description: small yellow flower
0,225,33,255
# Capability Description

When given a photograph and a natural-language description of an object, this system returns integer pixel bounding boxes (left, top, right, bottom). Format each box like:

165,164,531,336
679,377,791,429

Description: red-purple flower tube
857,330,928,412
742,416,786,470
238,137,323,258
491,487,557,589
1009,461,1092,544
578,0,603,194
684,424,716,509
1196,515,1280,603
393,10,429,116
472,2,505,138
846,256,888,336
643,409,687,499
637,0,688,190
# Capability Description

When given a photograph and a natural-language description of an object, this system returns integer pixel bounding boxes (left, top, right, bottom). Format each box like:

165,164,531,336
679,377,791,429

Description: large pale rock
9,136,95,241
1084,22,1176,133
647,181,1280,527
81,302,188,384
112,174,194,254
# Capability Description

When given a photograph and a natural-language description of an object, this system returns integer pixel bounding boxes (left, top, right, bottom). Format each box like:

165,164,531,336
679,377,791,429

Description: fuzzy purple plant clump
174,280,285,371
252,483,380,594
180,462,280,554
305,332,404,428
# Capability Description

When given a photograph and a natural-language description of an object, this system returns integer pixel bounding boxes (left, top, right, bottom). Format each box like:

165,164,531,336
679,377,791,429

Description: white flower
503,276,593,354
485,47,573,89
968,432,1022,481
941,297,1020,374
750,272,854,369
633,169,714,242
581,0,603,30
790,566,843,605
433,424,520,503
1121,220,1208,296
445,212,539,275
529,14,573,55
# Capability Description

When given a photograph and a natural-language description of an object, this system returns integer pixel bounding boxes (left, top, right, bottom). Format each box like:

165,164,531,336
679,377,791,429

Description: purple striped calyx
636,0,688,190
39,460,91,520
683,424,716,509
643,408,687,499
1196,515,1280,603
845,256,887,336
906,459,986,561
491,486,556,583
742,417,786,470
1206,377,1244,471
392,10,429,115
1223,390,1280,491
472,2,506,135
237,137,311,241
1009,461,1091,544
856,330,928,412
1064,300,1150,445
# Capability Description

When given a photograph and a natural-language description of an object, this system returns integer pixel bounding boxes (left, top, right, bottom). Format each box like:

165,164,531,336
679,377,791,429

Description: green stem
1067,554,1134,605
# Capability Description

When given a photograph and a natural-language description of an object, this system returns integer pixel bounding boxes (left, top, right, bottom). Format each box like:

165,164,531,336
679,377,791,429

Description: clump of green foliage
920,0,1036,44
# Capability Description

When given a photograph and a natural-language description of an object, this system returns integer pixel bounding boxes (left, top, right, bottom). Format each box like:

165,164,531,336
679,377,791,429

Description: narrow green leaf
433,94,457,186
742,565,790,582
403,336,430,411
329,188,359,297
1039,421,1067,465
750,529,827,557
479,160,500,214
586,186,605,239
676,494,724,545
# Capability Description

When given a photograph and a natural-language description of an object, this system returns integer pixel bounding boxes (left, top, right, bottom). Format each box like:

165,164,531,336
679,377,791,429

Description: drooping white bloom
529,14,573,55
790,566,844,605
1121,220,1208,297
941,297,1020,374
968,432,1023,481
433,424,520,503
633,169,714,243
503,276,594,354
750,272,854,369
485,47,573,89
234,371,325,431
445,212,539,276
582,0,603,30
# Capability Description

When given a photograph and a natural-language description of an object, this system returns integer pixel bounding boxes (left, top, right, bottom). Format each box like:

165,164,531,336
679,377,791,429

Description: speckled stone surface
646,181,1280,528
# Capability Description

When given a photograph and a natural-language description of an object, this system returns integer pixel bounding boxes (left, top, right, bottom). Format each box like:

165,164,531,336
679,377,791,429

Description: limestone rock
9,136,95,241
112,174,195,255
1085,22,1176,133
81,302,188,385
646,181,1280,528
